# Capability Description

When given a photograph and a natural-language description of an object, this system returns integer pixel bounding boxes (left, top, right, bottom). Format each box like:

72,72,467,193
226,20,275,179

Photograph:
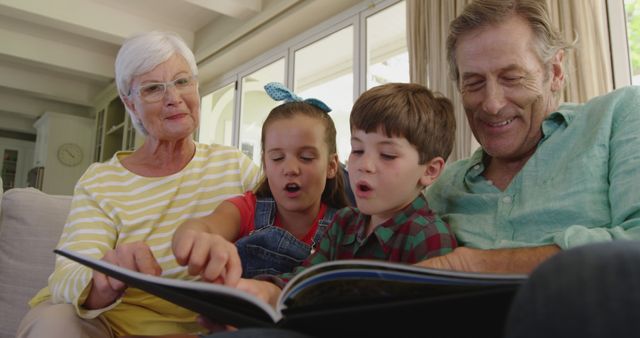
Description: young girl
172,82,349,282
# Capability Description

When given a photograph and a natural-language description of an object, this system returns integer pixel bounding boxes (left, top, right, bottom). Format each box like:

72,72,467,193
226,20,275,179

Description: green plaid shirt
275,193,457,284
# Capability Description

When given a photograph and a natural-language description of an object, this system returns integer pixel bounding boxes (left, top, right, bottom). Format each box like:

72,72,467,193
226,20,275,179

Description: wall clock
57,143,84,167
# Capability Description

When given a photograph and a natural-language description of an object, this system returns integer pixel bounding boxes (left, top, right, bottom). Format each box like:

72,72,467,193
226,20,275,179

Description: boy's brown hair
350,83,456,164
254,101,350,209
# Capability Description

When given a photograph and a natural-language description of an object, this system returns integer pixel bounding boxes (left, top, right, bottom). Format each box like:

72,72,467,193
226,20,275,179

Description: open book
55,248,526,337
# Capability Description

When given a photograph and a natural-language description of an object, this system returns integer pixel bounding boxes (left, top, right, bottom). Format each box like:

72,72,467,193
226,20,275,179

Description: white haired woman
16,31,260,338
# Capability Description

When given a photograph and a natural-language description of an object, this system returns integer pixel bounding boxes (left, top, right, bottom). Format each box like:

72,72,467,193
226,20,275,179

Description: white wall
0,114,37,134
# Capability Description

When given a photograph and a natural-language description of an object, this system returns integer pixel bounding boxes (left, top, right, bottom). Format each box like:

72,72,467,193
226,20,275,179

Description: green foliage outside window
626,0,640,76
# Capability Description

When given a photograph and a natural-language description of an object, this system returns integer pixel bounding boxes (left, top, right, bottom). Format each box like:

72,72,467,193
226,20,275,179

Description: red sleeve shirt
226,191,328,245
226,191,258,239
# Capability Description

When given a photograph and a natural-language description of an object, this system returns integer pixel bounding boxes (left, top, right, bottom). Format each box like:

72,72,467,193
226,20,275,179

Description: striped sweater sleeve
44,143,262,324
48,164,120,318
238,150,261,192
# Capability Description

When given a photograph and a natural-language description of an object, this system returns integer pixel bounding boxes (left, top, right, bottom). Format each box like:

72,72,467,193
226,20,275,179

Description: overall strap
311,206,337,247
253,197,277,230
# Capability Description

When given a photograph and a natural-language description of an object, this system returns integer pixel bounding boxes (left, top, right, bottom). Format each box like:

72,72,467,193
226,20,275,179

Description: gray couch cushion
0,188,71,338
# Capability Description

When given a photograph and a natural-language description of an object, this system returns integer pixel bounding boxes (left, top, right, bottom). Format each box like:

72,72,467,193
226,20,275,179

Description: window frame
608,0,633,87
200,0,633,158
198,0,405,149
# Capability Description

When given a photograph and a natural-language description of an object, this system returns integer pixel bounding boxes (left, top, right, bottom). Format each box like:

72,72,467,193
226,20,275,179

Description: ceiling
0,0,307,134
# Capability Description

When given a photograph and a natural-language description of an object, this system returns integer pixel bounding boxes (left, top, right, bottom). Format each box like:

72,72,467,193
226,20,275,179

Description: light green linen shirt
426,86,640,250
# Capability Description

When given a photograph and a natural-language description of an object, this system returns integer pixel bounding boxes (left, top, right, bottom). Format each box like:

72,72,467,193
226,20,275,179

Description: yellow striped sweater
29,142,260,336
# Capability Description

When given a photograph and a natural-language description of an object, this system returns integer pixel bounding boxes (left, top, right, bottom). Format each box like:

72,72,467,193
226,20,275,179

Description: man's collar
463,148,486,177
463,106,572,177
541,104,573,141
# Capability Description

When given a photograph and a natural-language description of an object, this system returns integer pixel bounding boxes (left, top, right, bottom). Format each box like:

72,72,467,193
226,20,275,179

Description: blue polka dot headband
264,82,332,113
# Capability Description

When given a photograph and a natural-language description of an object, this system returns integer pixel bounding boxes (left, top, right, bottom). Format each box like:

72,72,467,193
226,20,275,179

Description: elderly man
419,0,640,337
420,0,640,275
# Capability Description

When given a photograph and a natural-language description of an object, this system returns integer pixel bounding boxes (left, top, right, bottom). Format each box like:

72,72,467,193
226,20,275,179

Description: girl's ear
326,154,339,179
419,157,445,187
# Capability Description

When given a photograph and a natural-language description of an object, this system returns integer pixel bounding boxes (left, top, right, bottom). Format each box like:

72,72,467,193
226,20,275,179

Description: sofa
0,188,72,338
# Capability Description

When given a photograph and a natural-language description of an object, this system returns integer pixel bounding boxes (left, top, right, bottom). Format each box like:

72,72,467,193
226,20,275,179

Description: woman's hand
83,241,162,309
172,227,243,287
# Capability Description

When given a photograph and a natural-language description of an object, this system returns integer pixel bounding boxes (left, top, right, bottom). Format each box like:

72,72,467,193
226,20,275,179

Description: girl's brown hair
254,101,349,209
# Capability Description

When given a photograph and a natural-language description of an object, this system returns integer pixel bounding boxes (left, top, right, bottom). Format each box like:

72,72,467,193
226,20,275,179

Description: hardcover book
54,248,526,337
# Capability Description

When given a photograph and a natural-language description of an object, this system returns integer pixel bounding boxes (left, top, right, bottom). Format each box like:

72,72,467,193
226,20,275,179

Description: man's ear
419,157,445,187
326,154,339,179
550,50,565,92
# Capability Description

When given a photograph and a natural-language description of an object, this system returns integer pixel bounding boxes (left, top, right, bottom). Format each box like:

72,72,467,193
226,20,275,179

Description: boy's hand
236,278,282,308
84,241,161,309
172,227,242,286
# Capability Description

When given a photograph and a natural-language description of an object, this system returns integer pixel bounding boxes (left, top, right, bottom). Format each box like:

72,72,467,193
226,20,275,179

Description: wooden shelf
2,148,18,190
106,122,125,135
95,94,140,162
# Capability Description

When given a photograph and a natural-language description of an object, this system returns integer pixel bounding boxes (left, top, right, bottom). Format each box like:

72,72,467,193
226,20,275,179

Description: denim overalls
235,197,336,278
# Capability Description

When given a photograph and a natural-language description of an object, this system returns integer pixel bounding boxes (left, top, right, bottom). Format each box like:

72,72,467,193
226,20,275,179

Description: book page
277,259,526,312
54,248,282,325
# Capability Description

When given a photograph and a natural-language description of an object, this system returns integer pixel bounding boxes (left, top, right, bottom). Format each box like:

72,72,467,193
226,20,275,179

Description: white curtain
407,0,614,162
547,0,614,103
407,0,473,162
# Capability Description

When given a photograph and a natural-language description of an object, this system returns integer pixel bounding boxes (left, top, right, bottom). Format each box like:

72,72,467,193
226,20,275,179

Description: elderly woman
16,31,260,338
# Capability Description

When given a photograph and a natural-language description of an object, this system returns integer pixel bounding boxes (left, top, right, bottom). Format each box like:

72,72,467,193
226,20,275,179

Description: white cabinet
93,93,143,162
33,112,94,195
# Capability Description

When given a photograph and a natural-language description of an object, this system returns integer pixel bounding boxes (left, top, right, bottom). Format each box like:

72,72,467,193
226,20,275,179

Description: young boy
236,82,458,305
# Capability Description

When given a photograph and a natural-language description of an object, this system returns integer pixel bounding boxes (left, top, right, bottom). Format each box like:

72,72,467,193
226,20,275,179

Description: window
294,26,354,163
198,0,408,164
239,59,285,163
625,0,640,84
609,0,635,87
366,0,409,89
199,82,236,147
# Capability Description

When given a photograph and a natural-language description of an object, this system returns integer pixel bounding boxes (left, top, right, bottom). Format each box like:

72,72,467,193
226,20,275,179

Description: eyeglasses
132,75,198,103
